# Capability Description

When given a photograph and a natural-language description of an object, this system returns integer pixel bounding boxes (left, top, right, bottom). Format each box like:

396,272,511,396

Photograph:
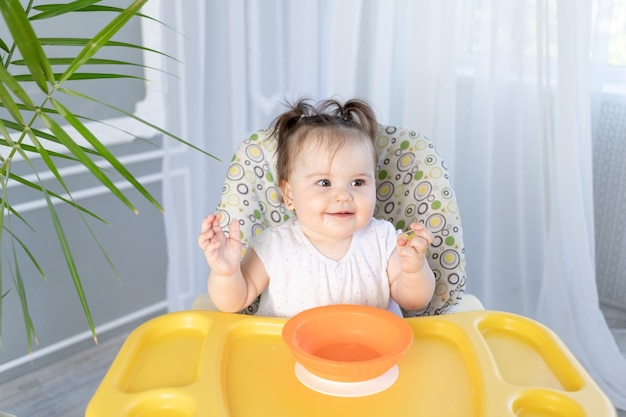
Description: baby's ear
280,181,294,210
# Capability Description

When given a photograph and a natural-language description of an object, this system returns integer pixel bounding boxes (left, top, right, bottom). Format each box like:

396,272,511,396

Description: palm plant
0,0,213,351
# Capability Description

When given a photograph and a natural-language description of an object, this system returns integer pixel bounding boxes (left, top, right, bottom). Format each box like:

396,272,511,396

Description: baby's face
281,136,377,244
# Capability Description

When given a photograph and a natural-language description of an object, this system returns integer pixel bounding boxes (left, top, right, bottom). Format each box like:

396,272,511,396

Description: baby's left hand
396,222,434,272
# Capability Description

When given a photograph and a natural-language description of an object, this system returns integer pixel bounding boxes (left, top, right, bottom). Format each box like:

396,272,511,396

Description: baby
198,98,435,317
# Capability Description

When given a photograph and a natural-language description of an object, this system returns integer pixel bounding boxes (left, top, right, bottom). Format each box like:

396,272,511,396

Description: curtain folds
161,0,626,408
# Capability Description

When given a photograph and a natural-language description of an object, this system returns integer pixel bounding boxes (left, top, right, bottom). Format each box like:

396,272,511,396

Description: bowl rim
282,304,414,366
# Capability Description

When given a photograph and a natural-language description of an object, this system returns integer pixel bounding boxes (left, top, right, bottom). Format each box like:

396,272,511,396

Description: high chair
196,124,472,316
87,128,617,417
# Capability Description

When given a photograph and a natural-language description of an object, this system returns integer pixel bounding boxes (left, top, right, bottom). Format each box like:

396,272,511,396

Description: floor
0,319,625,417
0,331,128,417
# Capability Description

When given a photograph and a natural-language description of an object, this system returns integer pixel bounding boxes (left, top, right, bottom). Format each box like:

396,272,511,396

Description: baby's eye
316,179,331,187
351,179,366,186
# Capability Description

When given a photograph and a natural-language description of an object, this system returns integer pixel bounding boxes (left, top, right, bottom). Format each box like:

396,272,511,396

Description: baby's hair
270,97,379,186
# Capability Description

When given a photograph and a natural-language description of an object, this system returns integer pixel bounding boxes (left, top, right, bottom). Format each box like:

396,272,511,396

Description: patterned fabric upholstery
216,124,466,316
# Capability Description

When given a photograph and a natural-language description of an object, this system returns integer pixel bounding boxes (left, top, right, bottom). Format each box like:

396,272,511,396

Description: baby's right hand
198,213,242,276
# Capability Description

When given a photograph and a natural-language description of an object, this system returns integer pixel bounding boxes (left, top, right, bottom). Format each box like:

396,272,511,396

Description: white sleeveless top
250,217,402,317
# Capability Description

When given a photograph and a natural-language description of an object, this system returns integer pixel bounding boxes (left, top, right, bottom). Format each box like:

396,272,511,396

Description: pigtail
312,98,376,140
271,98,316,185
270,98,314,144
336,99,378,140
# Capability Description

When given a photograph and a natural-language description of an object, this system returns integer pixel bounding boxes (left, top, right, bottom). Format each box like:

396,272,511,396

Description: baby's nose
335,187,353,201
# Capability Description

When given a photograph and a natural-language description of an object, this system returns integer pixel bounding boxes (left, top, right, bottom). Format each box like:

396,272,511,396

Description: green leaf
0,163,8,338
59,0,149,84
7,172,110,225
0,164,35,233
69,200,123,286
1,102,58,117
0,118,102,158
0,197,35,233
13,57,132,66
3,226,46,280
51,97,164,212
19,128,87,220
0,37,9,54
17,134,98,344
0,138,79,161
28,0,102,20
59,87,221,161
0,157,40,350
11,245,39,352
0,81,24,125
13,72,146,82
0,116,15,177
12,57,178,78
38,37,180,63
0,0,54,92
39,110,140,214
68,114,162,148
0,155,8,344
14,129,77,225
32,4,178,34
43,183,96,344
0,62,39,109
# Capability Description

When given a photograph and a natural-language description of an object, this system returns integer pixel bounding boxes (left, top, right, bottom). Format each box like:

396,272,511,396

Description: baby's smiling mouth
327,211,354,217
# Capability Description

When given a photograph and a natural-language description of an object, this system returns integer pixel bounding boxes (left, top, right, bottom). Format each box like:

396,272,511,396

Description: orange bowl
282,304,413,382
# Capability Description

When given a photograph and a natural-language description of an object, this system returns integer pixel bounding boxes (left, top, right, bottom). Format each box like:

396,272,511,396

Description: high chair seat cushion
215,125,467,316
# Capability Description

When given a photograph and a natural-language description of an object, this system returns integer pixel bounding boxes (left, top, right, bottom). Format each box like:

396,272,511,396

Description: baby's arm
198,213,269,312
387,222,436,311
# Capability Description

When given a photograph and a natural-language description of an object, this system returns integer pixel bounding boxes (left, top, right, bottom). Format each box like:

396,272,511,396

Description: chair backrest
216,124,466,316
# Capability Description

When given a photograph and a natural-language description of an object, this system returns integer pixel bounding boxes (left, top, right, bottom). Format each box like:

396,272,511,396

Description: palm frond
0,0,209,352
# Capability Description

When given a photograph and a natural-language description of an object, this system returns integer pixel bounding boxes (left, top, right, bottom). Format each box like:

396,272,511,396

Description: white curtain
160,0,626,408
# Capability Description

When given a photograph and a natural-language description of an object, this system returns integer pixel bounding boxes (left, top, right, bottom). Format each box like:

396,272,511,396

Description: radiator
593,99,626,314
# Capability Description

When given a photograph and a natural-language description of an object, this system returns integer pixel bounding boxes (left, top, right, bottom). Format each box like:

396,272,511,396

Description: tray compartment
125,391,196,417
511,389,585,417
478,314,584,391
221,319,299,417
120,313,213,393
402,319,484,417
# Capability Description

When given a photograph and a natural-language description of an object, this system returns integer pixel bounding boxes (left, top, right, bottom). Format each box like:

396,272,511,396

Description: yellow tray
86,310,616,417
